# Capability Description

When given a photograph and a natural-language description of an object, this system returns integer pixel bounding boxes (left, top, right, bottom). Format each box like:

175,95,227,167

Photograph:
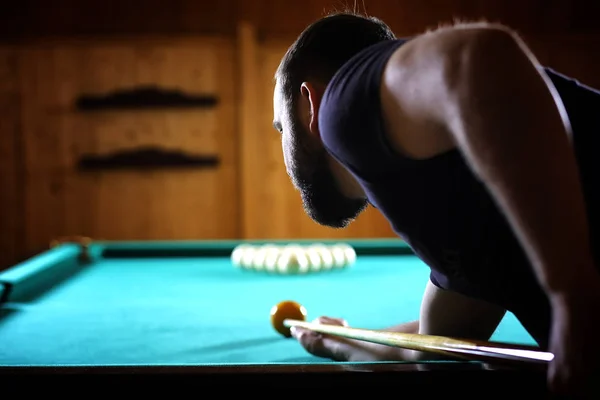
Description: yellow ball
270,300,307,337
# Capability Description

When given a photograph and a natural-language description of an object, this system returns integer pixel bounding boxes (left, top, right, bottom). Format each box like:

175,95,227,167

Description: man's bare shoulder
383,21,526,88
378,22,528,160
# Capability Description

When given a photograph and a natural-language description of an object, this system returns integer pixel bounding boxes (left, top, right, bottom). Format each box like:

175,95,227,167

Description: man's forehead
274,79,283,97
273,80,284,113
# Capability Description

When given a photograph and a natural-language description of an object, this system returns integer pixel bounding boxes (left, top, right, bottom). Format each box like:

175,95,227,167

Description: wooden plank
237,22,262,239
545,35,600,88
0,0,238,38
18,37,240,256
2,1,597,41
76,38,240,240
0,47,23,269
18,47,69,254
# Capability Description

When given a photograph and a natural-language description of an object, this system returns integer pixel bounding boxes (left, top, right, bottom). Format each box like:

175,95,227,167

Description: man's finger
291,326,348,361
314,316,349,326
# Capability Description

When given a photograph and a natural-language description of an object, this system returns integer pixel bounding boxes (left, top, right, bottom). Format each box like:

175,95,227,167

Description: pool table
0,238,549,394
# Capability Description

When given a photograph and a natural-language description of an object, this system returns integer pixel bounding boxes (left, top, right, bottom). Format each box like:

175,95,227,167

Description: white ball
240,246,257,269
330,246,347,268
305,247,323,271
251,246,269,270
282,244,303,256
264,246,281,273
255,243,279,271
277,247,310,274
337,243,356,266
295,251,311,274
309,244,334,269
231,244,252,267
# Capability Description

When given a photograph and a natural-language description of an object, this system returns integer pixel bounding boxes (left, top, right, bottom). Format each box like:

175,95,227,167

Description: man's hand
548,285,600,398
291,316,423,362
290,316,385,361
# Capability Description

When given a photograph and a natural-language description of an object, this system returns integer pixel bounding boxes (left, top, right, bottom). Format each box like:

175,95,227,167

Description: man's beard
287,121,367,228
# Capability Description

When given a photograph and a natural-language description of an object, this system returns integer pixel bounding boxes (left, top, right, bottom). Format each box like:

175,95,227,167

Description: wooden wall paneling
236,22,264,239
252,37,395,239
445,0,549,32
545,35,600,89
2,1,598,41
18,37,239,253
18,45,132,253
570,1,600,33
18,47,74,256
60,45,135,240
0,0,240,38
519,34,551,66
67,37,240,241
0,47,23,269
242,0,584,39
522,32,600,88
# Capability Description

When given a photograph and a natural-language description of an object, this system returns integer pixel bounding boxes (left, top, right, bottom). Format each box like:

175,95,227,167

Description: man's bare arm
382,281,505,362
380,23,599,302
292,280,505,362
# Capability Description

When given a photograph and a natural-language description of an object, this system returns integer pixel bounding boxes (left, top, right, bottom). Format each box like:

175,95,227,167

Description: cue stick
284,319,553,365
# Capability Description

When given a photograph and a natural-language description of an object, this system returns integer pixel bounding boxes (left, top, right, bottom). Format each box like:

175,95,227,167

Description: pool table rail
0,244,87,303
0,362,550,393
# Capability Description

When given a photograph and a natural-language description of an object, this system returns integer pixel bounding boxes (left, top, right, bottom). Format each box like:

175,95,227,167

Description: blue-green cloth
0,254,535,366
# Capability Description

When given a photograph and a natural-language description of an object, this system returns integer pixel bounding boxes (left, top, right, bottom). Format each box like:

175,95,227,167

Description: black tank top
319,39,600,347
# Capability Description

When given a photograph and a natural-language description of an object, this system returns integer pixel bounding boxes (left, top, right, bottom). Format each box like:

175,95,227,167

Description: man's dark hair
276,12,396,104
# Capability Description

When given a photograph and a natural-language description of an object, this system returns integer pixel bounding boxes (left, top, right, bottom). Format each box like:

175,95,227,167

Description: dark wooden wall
1,0,599,269
2,0,599,37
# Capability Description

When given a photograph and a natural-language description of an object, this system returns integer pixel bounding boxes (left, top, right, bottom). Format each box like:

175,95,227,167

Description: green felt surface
0,247,536,366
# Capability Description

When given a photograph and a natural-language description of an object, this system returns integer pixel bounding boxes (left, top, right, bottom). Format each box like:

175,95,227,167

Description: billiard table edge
0,363,550,394
0,244,86,304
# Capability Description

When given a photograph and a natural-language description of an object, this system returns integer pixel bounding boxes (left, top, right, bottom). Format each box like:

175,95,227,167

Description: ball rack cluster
231,243,356,274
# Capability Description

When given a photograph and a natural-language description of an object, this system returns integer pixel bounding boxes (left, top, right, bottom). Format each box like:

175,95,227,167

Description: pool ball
305,247,323,271
308,244,334,269
334,243,357,266
330,246,347,268
270,300,307,337
251,245,269,270
276,246,310,274
231,244,252,267
240,246,257,269
264,246,281,272
259,244,280,272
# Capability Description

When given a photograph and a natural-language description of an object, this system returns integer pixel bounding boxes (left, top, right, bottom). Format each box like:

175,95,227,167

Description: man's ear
300,82,322,137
